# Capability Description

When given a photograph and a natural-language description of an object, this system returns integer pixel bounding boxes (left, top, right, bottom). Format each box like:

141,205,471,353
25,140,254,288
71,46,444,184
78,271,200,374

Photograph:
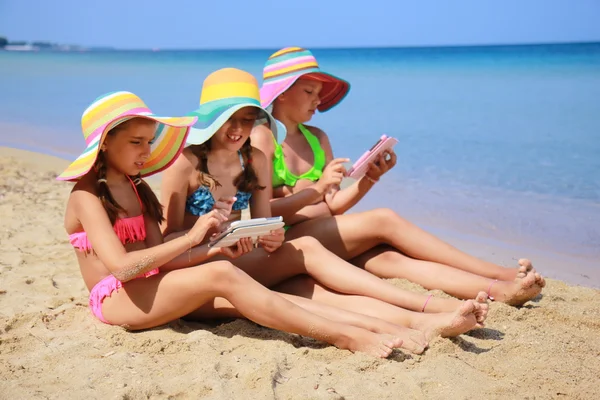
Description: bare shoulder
170,147,197,173
250,146,268,167
250,125,276,154
252,123,275,139
70,173,99,202
304,124,328,140
305,124,334,159
65,174,102,230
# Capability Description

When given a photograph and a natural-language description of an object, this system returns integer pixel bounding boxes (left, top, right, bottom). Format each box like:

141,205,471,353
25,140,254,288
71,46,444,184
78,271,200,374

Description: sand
1,146,599,400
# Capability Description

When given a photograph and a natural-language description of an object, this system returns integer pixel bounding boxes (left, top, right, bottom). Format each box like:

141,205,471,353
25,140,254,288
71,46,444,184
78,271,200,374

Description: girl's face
276,79,323,123
211,106,259,151
102,118,156,176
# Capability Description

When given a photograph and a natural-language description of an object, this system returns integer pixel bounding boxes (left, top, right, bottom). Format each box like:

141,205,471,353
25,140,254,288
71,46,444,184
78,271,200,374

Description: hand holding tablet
208,216,285,248
346,135,398,180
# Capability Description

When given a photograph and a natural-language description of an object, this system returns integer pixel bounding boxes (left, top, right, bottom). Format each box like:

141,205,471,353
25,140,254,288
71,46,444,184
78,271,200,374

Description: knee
202,261,245,294
289,236,329,260
377,248,408,265
280,236,324,269
292,235,320,248
372,208,408,230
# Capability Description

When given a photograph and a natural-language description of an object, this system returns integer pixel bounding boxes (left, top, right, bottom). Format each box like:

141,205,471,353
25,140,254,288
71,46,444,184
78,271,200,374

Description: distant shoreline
1,40,599,53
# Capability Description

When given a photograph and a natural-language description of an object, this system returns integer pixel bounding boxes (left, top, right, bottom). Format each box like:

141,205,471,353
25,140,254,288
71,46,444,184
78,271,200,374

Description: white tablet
207,216,285,248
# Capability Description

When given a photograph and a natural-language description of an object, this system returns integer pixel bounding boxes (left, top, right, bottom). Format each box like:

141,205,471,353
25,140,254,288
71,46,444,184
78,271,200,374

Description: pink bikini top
69,177,147,252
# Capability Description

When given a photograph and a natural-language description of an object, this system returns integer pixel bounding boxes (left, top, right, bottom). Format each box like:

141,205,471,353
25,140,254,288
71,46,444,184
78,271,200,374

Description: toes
382,335,403,349
518,258,533,270
475,291,488,303
410,333,429,348
460,300,477,315
379,344,393,358
383,338,402,349
404,340,426,355
534,273,546,288
522,271,538,288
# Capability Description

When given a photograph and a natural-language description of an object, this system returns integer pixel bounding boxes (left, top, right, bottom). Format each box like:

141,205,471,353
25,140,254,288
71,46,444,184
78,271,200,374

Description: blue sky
1,0,599,49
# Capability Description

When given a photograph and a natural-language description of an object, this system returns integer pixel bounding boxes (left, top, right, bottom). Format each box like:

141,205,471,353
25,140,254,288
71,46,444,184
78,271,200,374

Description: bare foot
474,291,489,325
414,300,485,340
335,327,404,358
492,261,543,306
375,324,429,355
518,259,546,288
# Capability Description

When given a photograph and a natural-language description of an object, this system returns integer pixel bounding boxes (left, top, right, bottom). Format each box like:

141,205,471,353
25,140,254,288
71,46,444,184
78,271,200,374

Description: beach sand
1,146,599,400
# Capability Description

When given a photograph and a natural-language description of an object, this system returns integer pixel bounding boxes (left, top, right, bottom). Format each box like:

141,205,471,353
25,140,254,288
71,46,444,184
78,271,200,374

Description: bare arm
248,147,273,219
285,201,333,225
74,189,196,282
143,214,221,271
275,179,318,198
316,129,376,215
160,149,196,236
246,145,285,253
325,178,376,215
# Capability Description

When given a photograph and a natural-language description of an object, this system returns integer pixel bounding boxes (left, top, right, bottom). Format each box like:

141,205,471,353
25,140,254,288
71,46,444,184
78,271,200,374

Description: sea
1,43,599,285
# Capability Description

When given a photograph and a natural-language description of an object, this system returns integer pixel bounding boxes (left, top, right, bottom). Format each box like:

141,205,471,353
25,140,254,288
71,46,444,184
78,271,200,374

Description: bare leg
101,261,403,358
190,289,428,354
221,236,466,313
287,208,543,283
274,276,490,341
352,246,544,306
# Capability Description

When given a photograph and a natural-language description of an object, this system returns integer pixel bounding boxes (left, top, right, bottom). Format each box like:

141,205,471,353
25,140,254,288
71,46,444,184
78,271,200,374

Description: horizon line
108,40,600,51
4,39,599,52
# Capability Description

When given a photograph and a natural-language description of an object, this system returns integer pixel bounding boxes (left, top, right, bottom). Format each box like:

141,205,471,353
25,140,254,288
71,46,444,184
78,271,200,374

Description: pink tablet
347,135,398,179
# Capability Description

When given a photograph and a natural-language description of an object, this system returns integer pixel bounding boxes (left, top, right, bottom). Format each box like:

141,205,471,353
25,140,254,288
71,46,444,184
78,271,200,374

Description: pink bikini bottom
89,268,160,324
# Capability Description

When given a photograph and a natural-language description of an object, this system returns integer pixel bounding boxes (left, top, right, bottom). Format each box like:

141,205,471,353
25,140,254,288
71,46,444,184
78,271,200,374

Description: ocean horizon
3,39,598,51
1,42,598,284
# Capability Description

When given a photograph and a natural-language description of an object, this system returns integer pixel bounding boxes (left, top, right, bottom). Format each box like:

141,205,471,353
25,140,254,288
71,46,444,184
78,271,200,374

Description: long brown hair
189,137,265,193
94,118,164,225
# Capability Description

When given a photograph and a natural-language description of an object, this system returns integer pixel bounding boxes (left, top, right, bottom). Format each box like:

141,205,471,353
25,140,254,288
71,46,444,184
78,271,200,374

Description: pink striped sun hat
260,47,350,112
57,91,197,181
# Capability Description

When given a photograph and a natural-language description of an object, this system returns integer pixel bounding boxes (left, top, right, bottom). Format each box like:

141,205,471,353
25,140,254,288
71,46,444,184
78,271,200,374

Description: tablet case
347,135,398,179
208,216,285,248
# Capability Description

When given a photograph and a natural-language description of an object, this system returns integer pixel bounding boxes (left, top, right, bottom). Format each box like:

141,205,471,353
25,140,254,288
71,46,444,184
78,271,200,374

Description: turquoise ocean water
1,43,599,282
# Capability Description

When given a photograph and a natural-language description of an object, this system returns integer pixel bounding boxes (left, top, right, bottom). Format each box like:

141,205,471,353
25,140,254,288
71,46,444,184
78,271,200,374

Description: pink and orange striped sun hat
56,91,197,181
260,47,351,112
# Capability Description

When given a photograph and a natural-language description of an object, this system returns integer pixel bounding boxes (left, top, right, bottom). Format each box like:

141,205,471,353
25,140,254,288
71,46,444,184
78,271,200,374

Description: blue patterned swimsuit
185,151,252,216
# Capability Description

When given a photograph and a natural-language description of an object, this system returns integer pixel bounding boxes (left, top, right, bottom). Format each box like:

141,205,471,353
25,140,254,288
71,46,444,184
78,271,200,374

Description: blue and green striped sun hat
186,68,279,145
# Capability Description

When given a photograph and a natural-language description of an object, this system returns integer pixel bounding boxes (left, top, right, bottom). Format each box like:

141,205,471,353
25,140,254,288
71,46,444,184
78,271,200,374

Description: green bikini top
272,124,326,187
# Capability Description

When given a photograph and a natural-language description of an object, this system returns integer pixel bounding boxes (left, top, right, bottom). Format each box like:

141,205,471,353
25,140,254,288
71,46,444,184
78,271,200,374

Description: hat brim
260,70,350,113
186,101,281,145
56,114,197,181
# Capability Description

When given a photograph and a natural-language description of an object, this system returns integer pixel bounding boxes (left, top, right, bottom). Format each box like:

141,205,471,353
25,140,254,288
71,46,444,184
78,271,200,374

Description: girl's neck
104,166,130,185
206,146,240,167
272,108,303,137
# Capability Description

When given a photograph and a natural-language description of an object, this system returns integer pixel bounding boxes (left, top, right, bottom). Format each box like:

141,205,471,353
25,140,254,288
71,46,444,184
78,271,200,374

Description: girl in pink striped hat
252,47,546,306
